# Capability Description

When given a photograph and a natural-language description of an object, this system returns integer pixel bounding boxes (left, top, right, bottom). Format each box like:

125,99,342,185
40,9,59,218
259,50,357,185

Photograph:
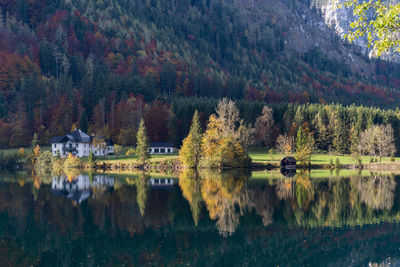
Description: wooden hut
281,157,297,169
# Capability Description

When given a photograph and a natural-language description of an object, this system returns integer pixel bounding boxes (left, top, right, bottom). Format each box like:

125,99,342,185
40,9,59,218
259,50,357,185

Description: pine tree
136,119,150,165
180,110,203,168
79,112,89,133
296,126,314,166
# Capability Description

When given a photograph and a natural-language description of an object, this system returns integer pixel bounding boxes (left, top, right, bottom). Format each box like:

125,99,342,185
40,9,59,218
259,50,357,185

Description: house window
155,148,159,153
167,148,170,153
54,144,56,148
160,148,165,153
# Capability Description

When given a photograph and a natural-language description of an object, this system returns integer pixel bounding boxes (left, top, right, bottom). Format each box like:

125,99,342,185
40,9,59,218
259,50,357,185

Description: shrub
64,156,82,169
126,148,135,157
52,157,65,175
357,159,363,168
17,148,26,159
335,158,341,169
329,158,334,169
88,151,96,168
35,151,53,173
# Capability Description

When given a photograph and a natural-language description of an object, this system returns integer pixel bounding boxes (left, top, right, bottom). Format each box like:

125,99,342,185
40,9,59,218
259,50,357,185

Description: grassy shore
249,150,398,165
0,146,51,156
1,146,399,168
84,152,180,165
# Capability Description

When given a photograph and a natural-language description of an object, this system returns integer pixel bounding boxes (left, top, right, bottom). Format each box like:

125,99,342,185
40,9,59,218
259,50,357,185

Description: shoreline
82,160,400,173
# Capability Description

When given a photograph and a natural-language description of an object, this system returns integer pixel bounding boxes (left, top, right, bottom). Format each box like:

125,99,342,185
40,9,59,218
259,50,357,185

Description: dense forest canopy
1,0,400,148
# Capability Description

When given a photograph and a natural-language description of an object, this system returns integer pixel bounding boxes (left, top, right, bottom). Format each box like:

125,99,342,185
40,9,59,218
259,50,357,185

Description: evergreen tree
180,110,203,168
79,112,89,133
136,119,150,165
296,125,314,166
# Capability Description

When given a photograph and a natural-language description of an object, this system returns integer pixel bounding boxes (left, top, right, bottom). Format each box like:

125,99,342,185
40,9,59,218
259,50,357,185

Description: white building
149,143,174,154
51,129,114,158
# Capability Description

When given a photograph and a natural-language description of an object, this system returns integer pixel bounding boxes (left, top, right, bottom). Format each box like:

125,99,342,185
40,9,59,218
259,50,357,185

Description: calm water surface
1,170,400,266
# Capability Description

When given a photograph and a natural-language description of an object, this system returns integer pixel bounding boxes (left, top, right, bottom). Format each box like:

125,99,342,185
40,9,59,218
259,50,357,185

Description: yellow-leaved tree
200,99,251,168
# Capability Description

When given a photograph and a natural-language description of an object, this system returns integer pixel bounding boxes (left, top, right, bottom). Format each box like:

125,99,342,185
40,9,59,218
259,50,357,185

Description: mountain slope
1,0,400,146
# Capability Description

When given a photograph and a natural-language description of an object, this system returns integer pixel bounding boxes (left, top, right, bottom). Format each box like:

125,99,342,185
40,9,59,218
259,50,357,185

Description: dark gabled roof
106,138,114,146
71,129,91,143
50,136,64,144
282,157,297,163
150,142,174,148
50,129,114,145
50,129,92,144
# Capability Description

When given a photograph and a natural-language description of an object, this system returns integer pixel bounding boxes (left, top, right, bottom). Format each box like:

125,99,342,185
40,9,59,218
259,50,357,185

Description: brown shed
281,157,297,169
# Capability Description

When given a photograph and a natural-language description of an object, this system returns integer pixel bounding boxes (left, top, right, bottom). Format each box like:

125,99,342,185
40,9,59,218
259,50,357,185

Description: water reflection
1,170,400,265
51,174,114,204
179,169,202,226
135,171,150,216
357,174,395,210
199,169,252,237
178,170,399,234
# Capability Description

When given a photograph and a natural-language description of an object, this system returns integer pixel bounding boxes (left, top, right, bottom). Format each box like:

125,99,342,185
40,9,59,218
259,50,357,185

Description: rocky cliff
322,0,399,62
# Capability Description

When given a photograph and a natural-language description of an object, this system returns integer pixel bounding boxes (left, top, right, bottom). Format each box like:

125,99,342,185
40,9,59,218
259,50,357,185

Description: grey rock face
322,0,399,62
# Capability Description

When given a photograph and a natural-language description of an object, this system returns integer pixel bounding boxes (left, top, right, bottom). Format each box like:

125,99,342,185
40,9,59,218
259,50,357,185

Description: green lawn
91,152,179,165
0,147,22,156
0,146,51,156
248,150,399,165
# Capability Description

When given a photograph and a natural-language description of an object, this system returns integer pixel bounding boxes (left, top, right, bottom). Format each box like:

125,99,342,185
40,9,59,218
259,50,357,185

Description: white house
149,143,174,154
51,129,114,158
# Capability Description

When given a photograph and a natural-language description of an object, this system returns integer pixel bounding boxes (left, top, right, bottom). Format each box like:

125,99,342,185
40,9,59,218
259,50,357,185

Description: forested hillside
1,0,400,147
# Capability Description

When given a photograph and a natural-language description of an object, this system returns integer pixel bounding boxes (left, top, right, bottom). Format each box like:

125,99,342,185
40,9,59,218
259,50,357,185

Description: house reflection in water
148,178,174,188
51,175,114,204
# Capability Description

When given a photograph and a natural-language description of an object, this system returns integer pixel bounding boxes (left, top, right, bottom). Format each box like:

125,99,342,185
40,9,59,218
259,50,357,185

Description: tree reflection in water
276,178,295,201
179,169,203,226
178,171,399,234
357,174,395,210
9,170,400,238
2,171,400,265
135,171,150,217
198,169,252,237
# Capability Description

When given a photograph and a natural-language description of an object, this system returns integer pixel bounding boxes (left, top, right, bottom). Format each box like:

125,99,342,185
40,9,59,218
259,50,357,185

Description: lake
1,170,400,266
